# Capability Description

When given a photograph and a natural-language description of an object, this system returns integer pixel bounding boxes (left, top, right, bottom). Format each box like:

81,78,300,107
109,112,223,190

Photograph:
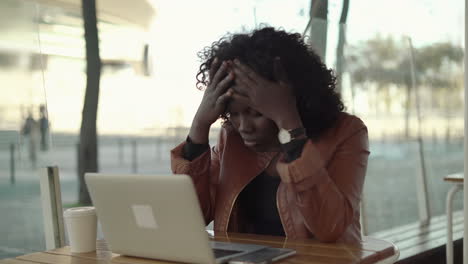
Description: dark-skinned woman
171,27,369,244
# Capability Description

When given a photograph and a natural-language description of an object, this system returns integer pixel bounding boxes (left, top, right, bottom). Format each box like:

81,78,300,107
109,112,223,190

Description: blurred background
0,0,464,260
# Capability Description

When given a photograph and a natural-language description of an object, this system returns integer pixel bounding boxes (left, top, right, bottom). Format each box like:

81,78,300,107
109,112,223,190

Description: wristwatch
278,127,307,144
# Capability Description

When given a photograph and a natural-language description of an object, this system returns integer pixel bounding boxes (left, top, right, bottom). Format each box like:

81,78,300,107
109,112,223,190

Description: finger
230,92,252,108
215,91,233,108
273,57,289,84
209,57,220,82
233,59,262,84
231,81,249,97
210,61,228,89
232,67,256,94
214,71,234,96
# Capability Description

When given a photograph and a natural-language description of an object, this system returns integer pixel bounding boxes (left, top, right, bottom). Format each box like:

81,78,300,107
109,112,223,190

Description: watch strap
288,127,306,139
281,137,307,162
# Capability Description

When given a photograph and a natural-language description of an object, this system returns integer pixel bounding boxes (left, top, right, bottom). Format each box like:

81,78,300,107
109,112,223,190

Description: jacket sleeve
276,125,369,242
170,130,224,225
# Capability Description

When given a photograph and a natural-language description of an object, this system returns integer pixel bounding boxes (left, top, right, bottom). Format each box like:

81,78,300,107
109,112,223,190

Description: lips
242,138,258,147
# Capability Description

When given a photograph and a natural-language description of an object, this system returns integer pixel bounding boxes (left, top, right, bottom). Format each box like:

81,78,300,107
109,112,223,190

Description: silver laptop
85,173,266,264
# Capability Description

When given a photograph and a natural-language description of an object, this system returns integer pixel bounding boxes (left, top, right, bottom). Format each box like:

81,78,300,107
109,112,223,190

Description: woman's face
226,97,280,152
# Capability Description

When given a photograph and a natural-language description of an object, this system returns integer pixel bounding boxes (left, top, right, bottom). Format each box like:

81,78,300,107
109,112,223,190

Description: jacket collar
227,132,279,186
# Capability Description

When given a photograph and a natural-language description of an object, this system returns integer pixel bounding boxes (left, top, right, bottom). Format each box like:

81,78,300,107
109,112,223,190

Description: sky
0,0,465,134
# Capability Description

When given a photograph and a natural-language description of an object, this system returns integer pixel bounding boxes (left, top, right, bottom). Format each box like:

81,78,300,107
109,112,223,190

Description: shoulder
334,112,367,133
318,112,368,145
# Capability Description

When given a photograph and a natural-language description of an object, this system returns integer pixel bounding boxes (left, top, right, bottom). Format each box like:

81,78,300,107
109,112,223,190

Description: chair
444,172,464,264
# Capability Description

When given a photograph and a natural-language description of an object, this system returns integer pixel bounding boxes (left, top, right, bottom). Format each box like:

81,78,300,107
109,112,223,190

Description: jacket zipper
276,183,287,237
225,154,277,231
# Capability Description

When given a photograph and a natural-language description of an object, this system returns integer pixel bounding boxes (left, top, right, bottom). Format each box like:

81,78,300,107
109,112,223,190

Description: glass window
1,0,464,257
0,0,49,257
342,0,464,233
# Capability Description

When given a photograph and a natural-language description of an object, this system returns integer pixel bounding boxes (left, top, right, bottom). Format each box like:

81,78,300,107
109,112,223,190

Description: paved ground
0,135,464,259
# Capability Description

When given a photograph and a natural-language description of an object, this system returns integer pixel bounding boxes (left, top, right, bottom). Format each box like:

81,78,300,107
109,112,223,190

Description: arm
170,129,225,225
170,58,233,224
276,125,369,242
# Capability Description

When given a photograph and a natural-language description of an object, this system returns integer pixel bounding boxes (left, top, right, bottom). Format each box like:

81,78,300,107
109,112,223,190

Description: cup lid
64,206,96,218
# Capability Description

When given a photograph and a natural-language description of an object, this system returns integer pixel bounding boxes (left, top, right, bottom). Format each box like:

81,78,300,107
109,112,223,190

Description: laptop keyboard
213,248,243,258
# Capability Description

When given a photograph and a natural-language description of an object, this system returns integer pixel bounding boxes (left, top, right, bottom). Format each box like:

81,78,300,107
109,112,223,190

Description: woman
171,27,369,243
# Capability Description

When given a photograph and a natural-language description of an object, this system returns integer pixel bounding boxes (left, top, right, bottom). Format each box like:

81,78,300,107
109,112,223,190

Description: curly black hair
196,27,344,139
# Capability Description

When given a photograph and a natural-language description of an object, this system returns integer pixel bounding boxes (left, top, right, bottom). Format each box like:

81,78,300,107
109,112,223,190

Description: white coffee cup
63,206,97,253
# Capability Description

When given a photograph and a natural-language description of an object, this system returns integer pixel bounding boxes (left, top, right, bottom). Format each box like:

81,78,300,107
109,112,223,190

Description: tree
413,42,463,141
346,36,407,116
78,0,101,205
345,36,464,138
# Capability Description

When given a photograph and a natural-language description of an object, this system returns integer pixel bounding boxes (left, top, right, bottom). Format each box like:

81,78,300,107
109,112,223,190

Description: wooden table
444,173,464,264
1,233,399,264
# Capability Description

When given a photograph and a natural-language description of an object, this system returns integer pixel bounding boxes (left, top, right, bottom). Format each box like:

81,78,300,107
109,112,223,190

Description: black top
237,171,285,236
182,134,307,236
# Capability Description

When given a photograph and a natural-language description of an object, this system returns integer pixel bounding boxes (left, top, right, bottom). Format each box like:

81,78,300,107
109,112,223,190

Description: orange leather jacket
171,112,369,243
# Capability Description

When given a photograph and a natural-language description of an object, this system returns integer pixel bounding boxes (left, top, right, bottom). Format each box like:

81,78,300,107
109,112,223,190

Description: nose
238,115,254,133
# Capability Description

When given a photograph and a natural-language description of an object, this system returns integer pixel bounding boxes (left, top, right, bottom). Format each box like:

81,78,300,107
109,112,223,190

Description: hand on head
192,27,344,142
228,58,302,129
192,55,303,142
193,58,235,128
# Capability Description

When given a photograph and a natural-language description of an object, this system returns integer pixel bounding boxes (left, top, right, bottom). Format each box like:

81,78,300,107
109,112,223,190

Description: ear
273,57,289,84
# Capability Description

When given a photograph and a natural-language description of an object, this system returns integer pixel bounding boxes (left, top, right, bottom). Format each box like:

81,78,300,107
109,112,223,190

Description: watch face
278,128,291,144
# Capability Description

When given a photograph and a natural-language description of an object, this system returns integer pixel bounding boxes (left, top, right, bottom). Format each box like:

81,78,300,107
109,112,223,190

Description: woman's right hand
189,59,234,144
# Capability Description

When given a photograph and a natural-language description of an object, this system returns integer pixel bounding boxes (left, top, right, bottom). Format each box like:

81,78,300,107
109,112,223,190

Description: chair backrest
39,166,65,249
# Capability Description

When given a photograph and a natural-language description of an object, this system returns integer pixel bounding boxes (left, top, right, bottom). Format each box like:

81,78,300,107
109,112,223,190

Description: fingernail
213,57,218,64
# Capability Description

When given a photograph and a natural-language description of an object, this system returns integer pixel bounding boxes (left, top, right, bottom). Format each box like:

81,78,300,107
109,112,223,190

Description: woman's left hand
230,58,303,130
